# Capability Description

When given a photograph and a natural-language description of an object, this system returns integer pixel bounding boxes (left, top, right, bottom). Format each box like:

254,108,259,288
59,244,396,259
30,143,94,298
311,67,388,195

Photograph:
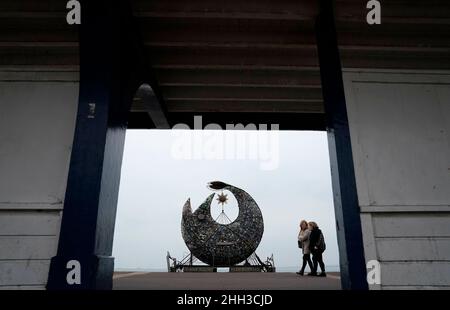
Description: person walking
296,220,313,276
308,221,326,277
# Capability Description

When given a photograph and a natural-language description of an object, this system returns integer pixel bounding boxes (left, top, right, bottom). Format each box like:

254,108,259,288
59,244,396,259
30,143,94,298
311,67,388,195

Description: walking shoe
296,270,304,276
318,272,327,277
307,272,317,276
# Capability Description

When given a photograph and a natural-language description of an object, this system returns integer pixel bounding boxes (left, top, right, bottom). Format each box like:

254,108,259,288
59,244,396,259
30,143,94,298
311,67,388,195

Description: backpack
317,232,326,252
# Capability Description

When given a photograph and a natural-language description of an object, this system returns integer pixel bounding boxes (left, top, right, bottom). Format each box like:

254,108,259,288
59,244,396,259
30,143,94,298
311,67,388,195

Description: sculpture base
230,266,273,272
183,266,217,272
167,252,275,273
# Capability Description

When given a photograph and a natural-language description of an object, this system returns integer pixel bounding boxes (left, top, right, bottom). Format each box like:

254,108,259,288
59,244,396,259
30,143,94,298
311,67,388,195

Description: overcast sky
112,129,339,271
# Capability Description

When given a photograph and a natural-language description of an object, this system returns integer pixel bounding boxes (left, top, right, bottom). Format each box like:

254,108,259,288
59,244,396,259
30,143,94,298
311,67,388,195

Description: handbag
298,240,302,248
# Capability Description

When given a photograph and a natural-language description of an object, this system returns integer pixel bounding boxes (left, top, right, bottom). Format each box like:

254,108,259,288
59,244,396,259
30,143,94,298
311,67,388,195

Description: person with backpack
296,220,313,276
308,221,326,277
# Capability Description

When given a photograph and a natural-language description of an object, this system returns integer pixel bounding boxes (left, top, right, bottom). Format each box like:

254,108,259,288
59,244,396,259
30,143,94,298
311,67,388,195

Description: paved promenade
113,272,341,290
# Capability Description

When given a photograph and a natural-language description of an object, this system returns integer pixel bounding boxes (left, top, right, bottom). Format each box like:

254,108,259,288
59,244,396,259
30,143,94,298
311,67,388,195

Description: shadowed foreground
113,272,341,290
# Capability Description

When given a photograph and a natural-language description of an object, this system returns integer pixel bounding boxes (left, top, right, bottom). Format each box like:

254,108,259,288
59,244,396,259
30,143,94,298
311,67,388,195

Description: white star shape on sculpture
216,192,228,206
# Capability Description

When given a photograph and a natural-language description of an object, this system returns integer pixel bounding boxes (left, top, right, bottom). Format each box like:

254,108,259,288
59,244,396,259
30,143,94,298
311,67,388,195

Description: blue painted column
47,0,142,289
315,0,368,289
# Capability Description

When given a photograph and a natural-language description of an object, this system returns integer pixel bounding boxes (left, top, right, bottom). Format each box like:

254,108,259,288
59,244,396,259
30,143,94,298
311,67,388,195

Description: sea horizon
115,265,341,273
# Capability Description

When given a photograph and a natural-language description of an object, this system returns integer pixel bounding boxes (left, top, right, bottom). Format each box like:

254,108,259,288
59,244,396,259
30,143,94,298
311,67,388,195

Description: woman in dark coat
308,221,326,277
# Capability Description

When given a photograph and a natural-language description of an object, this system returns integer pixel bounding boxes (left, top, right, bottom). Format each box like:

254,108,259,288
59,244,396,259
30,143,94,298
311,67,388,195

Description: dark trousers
300,253,313,272
312,251,325,273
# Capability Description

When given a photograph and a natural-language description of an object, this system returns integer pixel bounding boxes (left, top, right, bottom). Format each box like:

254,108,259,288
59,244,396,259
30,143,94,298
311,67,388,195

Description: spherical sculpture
181,181,264,266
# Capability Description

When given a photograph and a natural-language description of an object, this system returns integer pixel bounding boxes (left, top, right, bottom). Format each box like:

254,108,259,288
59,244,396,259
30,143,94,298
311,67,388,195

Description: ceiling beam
155,68,322,86
2,42,449,54
145,42,317,49
147,47,319,67
153,64,320,71
159,83,321,88
132,0,319,17
163,99,324,113
134,11,315,21
160,85,323,100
